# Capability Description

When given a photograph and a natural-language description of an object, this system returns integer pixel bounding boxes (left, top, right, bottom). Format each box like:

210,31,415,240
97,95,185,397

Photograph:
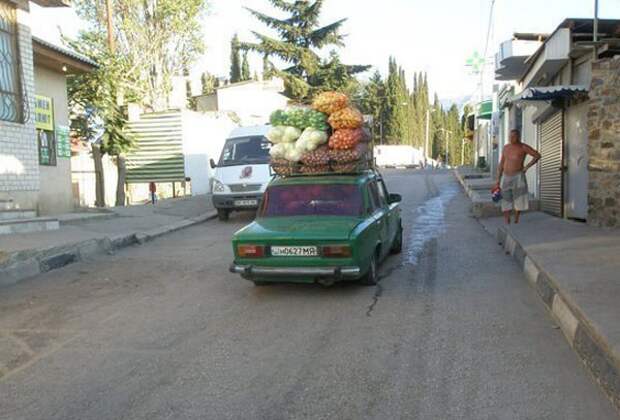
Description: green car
229,170,402,286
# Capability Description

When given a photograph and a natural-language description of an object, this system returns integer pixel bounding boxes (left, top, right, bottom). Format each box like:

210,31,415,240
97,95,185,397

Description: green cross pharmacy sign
466,51,485,75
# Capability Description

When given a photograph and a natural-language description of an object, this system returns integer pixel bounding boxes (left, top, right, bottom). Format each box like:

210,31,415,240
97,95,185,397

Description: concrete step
0,209,37,220
0,217,60,235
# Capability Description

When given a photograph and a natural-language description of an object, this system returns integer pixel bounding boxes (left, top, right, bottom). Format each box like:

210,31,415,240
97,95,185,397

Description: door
539,111,564,217
377,179,399,244
565,103,589,220
367,181,389,258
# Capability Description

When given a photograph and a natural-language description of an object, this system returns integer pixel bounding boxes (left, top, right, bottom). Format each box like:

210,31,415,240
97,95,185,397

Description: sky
31,0,620,103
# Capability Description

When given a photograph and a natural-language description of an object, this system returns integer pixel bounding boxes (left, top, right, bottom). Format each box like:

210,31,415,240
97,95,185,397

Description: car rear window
260,184,363,217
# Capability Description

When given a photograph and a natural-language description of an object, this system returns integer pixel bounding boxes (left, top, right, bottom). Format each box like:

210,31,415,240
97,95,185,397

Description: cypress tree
230,34,242,83
262,54,272,80
241,52,251,81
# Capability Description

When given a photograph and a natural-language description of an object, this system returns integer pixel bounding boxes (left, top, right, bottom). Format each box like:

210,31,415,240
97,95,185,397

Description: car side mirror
209,158,217,169
388,193,402,204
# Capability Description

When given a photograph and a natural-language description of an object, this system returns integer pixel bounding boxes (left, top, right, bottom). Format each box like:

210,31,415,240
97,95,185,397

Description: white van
210,126,272,221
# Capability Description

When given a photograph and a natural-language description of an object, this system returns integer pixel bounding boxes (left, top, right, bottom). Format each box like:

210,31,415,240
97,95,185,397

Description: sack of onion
328,107,363,130
312,91,349,115
328,128,365,150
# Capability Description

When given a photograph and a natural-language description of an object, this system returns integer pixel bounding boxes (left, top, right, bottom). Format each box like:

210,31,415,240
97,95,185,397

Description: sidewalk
454,166,502,217
479,213,620,410
454,167,540,217
0,194,216,287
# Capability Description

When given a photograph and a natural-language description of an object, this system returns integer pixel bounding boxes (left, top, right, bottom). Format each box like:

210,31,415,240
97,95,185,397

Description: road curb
497,227,620,411
0,211,218,288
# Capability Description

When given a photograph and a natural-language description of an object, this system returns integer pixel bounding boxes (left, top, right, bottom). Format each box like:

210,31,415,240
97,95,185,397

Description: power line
480,0,497,101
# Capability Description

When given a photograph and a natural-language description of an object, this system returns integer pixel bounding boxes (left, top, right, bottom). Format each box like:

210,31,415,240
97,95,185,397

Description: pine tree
241,0,369,100
359,70,386,143
200,72,219,95
241,51,251,81
230,34,242,83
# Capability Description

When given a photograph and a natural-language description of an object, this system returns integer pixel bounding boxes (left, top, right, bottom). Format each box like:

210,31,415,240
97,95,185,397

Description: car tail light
237,244,265,258
322,245,352,258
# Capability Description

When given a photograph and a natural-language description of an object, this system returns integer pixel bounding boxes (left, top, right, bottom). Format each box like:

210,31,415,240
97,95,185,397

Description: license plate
234,199,258,207
271,246,318,257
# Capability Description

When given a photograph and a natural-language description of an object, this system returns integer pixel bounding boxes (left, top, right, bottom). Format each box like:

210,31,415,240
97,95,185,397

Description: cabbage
269,143,288,158
285,146,303,162
297,128,327,152
266,126,286,144
308,129,328,145
282,126,302,143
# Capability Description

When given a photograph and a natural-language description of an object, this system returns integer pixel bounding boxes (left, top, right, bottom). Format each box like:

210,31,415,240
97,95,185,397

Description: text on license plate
271,246,318,257
234,199,258,207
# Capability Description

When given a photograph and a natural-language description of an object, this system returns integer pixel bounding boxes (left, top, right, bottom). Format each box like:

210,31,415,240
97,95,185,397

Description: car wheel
360,254,378,286
217,209,230,221
390,223,403,254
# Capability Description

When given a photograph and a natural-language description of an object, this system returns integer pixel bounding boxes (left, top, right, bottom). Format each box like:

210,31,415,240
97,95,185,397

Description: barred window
0,1,21,123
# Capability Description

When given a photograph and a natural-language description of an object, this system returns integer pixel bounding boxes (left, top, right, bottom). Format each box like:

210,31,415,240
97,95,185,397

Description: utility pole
93,0,115,208
105,0,115,52
424,109,430,166
593,0,599,42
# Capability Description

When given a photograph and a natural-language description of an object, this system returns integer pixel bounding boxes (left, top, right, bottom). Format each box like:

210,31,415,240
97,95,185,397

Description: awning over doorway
515,85,589,102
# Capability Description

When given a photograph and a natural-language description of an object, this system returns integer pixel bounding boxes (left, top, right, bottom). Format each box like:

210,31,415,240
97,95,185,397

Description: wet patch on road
406,180,459,266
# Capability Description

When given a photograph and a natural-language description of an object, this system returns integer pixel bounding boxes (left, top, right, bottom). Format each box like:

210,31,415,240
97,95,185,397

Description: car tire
390,223,403,254
217,209,230,221
360,254,378,286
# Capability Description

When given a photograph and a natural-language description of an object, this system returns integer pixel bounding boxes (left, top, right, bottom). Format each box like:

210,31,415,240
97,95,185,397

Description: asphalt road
0,170,617,419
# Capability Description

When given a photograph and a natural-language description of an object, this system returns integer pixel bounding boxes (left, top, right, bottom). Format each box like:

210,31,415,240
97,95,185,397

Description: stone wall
587,56,620,228
0,7,39,204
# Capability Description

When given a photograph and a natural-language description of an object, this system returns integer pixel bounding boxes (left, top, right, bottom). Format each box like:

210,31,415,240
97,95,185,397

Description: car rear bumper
229,264,361,279
212,193,263,210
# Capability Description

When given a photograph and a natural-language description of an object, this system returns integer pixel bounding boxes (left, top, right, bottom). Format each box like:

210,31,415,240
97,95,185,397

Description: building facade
493,18,620,226
0,0,95,216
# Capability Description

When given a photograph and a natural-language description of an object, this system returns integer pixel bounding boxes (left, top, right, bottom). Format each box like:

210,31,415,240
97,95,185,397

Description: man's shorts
500,172,529,212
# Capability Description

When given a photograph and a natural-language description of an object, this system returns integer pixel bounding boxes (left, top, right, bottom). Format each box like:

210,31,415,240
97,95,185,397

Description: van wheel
217,209,230,221
360,254,378,286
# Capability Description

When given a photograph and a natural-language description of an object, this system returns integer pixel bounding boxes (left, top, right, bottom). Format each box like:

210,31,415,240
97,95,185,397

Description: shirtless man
495,129,541,224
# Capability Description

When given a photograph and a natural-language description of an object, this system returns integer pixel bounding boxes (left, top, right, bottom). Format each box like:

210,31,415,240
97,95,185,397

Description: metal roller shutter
539,111,564,217
125,111,186,183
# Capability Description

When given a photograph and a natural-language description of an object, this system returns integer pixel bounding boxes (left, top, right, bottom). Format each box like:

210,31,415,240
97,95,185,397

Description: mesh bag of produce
328,128,364,150
328,107,363,130
270,158,298,176
312,91,349,115
301,145,330,166
300,164,330,175
328,143,368,163
331,163,358,173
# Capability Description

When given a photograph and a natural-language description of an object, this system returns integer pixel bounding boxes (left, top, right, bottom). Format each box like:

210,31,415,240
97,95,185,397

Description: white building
195,78,289,126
